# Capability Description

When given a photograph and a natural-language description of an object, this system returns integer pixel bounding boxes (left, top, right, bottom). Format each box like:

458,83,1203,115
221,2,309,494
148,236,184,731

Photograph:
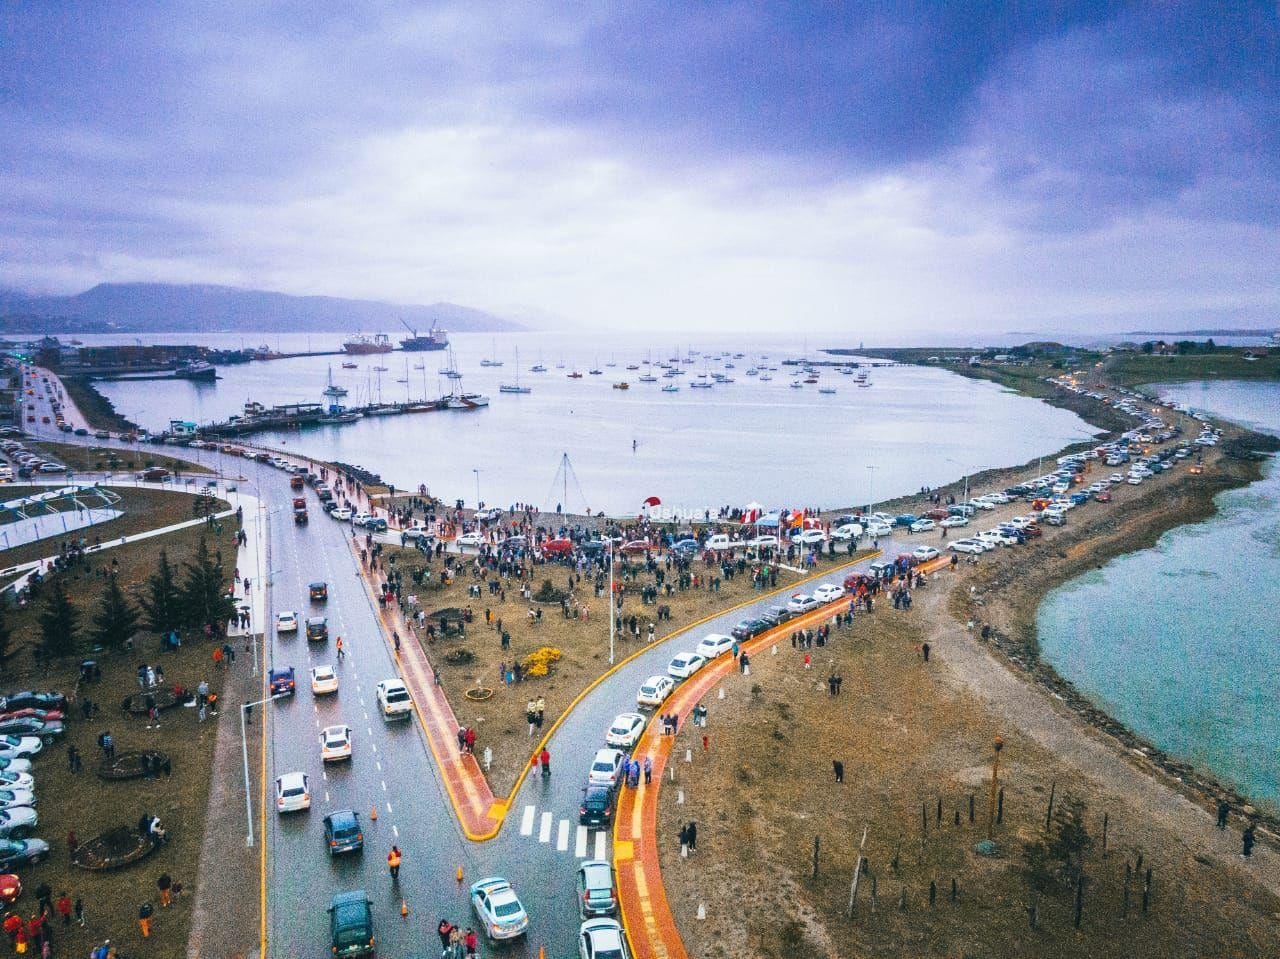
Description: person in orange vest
138,902,153,937
336,636,345,661
387,845,402,880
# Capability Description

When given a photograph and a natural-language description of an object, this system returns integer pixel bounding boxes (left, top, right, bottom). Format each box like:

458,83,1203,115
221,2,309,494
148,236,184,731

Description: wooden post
997,787,1004,824
1073,875,1084,928
898,889,907,912
950,877,958,902
936,797,942,825
953,808,960,826
968,793,975,824
848,856,865,917
1135,852,1144,874
921,802,928,838
1142,868,1152,915
812,835,820,878
929,880,937,907
891,839,901,875
1044,781,1057,830
988,736,1004,839
1102,812,1109,856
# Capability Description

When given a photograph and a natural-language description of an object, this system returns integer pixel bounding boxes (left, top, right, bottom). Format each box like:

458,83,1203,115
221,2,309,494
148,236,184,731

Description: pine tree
139,550,183,635
37,578,80,660
91,575,140,652
180,536,237,630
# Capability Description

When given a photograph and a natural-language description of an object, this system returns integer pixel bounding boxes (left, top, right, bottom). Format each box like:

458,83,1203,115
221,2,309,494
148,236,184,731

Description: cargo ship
343,333,393,355
399,319,449,352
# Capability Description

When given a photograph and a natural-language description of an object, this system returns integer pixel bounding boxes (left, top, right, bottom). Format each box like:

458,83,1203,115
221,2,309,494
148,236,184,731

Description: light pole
241,692,288,847
945,457,971,509
473,468,481,509
987,735,1004,840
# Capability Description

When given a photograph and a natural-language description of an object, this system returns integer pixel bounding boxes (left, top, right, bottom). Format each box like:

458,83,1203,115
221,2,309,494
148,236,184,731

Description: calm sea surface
1037,380,1280,808
91,331,1099,513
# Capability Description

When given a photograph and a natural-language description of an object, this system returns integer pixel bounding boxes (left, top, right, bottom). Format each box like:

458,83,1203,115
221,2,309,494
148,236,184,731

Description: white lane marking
575,826,588,858
324,791,329,802
381,780,387,792
386,801,393,814
392,824,399,838
376,761,382,772
321,770,327,781
594,831,607,860
538,811,552,844
520,805,535,836
556,819,569,852
368,727,374,737
370,744,377,753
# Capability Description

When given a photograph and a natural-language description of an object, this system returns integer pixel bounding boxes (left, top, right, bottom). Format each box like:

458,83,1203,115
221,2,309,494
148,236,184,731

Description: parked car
576,860,618,918
746,534,779,548
323,809,364,854
0,839,48,871
786,594,820,614
830,523,863,542
0,773,33,793
948,539,986,555
791,528,826,545
0,738,41,759
269,667,296,696
911,546,940,562
604,713,646,749
579,784,618,829
0,718,62,742
455,532,486,548
909,519,936,533
694,634,734,659
666,653,707,680
587,748,626,788
636,676,675,708
327,890,375,957
276,611,299,634
474,507,504,522
939,515,969,529
579,918,630,959
0,693,65,714
0,808,36,839
812,583,845,603
275,772,311,813
375,680,413,720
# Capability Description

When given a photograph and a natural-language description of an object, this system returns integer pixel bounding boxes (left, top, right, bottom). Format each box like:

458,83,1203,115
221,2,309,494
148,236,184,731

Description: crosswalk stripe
520,805,535,836
575,825,588,858
538,811,553,843
556,819,570,851
594,830,606,859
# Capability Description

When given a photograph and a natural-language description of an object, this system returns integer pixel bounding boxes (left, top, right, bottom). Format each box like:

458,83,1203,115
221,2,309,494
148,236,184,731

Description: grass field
31,440,210,477
385,543,870,795
1104,351,1280,386
2,505,238,958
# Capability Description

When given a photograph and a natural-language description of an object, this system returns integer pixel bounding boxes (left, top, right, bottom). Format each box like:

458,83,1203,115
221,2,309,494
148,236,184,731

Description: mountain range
0,283,522,335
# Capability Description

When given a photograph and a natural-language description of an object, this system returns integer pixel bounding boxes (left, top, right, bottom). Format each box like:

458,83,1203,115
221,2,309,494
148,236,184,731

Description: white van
705,534,737,551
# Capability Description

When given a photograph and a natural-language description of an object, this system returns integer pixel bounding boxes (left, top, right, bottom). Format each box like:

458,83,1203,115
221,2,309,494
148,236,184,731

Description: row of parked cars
0,690,68,874
0,438,66,480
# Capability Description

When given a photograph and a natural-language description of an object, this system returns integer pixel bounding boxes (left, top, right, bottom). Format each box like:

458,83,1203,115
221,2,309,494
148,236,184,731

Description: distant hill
0,282,523,334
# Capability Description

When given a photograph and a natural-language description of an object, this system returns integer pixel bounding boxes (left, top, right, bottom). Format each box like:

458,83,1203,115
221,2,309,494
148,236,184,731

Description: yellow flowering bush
521,646,563,677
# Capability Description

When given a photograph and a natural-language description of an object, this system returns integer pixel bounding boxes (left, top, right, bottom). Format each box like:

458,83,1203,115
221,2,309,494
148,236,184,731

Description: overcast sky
2,2,1277,332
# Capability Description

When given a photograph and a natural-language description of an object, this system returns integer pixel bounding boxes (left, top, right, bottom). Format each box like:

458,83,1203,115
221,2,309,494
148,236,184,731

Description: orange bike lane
615,553,951,959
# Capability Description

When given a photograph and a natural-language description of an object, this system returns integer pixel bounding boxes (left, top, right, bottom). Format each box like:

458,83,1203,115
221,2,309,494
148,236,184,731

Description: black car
305,618,328,642
579,784,617,828
324,810,364,855
730,618,770,640
759,606,793,627
0,692,67,714
269,667,296,697
0,718,63,742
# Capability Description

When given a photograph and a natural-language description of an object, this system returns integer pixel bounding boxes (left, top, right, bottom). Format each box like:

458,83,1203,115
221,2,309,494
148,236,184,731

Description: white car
470,876,529,941
636,675,675,708
605,713,647,749
791,528,827,545
330,507,353,521
474,507,504,522
276,610,299,633
455,532,486,548
977,530,1017,547
831,523,863,542
0,807,37,839
0,771,34,793
812,583,845,603
695,633,734,659
939,515,969,528
0,789,35,810
275,771,311,813
667,652,707,679
949,539,986,555
1126,475,1143,485
1007,516,1034,529
0,737,41,759
579,918,630,959
320,725,353,762
786,593,820,614
969,498,997,510
909,519,936,533
375,679,413,719
911,546,940,561
310,665,339,695
352,512,376,527
1109,472,1125,483
747,534,779,548
588,748,626,788
864,521,892,537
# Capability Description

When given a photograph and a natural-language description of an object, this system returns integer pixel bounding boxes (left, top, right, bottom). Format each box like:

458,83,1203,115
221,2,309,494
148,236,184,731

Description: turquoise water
1037,380,1280,807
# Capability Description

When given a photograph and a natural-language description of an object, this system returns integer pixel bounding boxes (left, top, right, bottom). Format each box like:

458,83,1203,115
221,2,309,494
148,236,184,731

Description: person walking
387,845,402,880
336,637,345,661
464,927,478,959
436,918,454,951
1216,800,1230,829
137,902,153,938
833,760,844,784
1243,823,1257,858
643,756,652,784
685,821,697,852
156,873,172,908
539,748,551,778
54,893,71,927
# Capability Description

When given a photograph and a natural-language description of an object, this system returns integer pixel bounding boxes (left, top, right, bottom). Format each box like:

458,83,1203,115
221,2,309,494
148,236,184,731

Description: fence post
968,794,975,824
1142,868,1152,915
812,835,820,878
1102,812,1109,857
1044,781,1056,830
997,787,1004,824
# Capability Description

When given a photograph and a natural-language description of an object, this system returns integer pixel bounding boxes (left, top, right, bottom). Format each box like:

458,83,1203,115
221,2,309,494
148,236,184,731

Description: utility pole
241,692,287,847
988,735,1004,841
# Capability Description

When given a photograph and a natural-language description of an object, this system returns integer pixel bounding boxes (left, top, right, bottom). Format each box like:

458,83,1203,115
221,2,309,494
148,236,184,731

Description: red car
540,538,574,558
1094,491,1112,503
0,708,64,724
620,540,651,555
0,875,19,905
1022,523,1043,537
843,573,875,593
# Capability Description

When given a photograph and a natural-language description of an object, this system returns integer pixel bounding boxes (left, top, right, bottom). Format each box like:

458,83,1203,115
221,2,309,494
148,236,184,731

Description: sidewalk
187,490,268,959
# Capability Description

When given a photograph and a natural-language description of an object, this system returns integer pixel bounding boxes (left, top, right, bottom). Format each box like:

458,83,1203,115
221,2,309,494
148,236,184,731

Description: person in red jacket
464,927,478,958
539,748,550,778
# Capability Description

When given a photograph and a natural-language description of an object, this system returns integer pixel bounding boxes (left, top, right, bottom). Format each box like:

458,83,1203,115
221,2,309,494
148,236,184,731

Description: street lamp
607,540,616,665
988,735,1004,840
473,468,481,509
241,692,288,847
945,457,971,509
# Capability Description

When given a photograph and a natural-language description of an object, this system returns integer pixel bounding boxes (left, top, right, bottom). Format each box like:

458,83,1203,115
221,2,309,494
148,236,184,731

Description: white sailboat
500,348,532,394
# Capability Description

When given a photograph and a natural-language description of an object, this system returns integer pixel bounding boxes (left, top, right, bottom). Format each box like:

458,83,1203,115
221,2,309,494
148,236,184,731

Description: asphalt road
20,369,900,957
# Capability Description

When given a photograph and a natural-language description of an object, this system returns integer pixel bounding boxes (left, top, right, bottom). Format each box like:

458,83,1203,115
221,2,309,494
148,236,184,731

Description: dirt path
920,583,1280,897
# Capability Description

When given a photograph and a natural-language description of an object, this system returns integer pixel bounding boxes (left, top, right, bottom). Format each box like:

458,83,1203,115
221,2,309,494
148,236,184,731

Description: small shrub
443,648,474,666
533,579,567,603
521,646,562,677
